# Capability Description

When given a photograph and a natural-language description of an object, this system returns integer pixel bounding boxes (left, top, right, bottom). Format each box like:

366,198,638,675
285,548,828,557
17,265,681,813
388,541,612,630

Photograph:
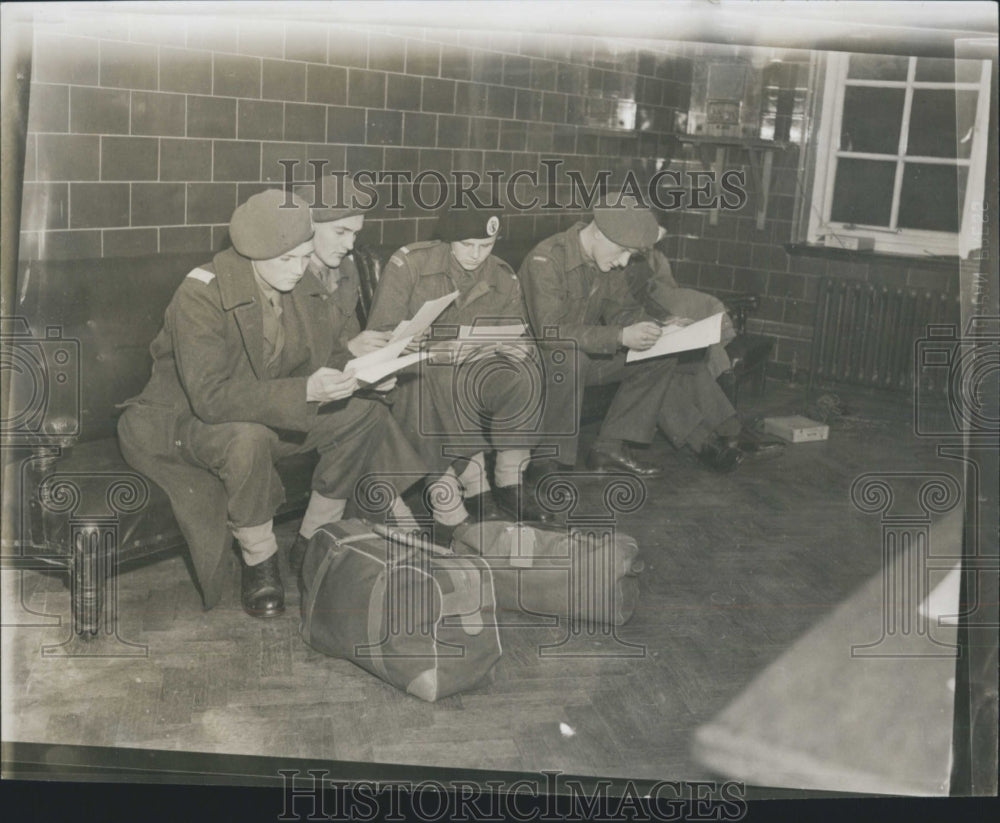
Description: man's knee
204,422,276,474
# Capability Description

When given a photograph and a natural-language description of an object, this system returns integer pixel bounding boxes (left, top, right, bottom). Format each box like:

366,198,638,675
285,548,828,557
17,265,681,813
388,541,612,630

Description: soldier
366,203,550,541
118,190,425,619
306,174,393,358
519,196,755,476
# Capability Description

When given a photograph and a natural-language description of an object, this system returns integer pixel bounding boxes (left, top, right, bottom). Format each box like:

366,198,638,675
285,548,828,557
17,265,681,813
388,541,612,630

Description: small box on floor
762,415,830,443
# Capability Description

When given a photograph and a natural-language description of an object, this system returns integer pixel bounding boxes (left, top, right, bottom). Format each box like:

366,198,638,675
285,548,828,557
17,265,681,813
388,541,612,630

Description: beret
230,189,313,260
311,174,369,223
593,195,659,250
433,202,503,242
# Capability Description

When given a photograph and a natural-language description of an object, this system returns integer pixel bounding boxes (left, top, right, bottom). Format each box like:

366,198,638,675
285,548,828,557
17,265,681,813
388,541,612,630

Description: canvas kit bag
451,521,644,626
299,520,501,702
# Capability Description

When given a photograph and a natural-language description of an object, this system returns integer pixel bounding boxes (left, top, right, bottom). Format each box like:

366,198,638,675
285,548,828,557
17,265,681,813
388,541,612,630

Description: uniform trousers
391,353,544,475
177,397,421,529
538,343,737,466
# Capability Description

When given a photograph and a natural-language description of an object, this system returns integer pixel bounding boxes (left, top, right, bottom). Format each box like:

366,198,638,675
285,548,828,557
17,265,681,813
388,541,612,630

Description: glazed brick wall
19,14,963,372
20,16,694,260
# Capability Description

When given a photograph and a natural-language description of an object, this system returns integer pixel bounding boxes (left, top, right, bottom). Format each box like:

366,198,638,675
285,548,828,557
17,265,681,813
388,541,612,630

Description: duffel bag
451,521,644,626
299,520,502,702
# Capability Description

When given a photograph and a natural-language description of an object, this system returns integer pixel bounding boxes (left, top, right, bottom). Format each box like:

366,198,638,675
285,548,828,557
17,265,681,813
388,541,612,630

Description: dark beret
433,202,503,242
593,195,659,250
311,174,370,223
230,190,313,260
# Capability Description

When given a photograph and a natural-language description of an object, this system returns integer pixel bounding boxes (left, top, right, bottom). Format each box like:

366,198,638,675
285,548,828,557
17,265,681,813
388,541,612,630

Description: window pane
841,87,905,153
908,89,978,159
847,54,909,81
914,57,983,83
830,158,896,227
897,164,967,232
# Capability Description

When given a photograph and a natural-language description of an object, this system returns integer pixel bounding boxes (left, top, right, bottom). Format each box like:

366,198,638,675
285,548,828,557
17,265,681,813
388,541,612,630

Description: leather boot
697,438,745,473
241,553,284,618
586,443,663,477
492,484,558,524
464,491,505,523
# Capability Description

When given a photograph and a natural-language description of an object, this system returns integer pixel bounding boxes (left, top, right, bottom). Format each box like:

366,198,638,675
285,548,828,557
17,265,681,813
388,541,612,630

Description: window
806,52,991,258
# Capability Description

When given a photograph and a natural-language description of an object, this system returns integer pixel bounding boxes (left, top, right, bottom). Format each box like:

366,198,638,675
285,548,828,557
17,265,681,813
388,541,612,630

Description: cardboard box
762,415,830,443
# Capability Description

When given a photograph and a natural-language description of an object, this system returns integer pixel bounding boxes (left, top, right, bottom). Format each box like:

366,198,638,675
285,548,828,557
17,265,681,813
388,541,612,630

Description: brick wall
19,13,693,261
19,11,962,374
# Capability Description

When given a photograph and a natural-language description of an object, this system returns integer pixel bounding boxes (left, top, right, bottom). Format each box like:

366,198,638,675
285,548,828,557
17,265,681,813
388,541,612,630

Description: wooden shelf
676,135,789,229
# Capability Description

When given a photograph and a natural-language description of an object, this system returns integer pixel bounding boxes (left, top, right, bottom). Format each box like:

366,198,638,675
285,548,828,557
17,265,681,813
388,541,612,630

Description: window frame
806,51,991,259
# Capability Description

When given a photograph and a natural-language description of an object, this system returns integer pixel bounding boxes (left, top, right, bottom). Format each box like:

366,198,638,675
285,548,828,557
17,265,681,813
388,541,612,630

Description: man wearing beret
519,196,748,476
306,174,394,358
366,202,549,540
118,190,426,619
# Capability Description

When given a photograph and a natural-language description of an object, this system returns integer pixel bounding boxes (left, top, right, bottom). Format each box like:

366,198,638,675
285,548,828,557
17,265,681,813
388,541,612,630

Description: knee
218,423,275,472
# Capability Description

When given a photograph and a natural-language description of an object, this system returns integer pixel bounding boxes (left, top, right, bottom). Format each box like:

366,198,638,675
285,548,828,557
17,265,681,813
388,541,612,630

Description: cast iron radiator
808,277,958,393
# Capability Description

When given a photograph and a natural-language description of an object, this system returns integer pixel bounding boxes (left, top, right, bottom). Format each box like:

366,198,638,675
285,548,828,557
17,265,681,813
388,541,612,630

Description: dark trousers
180,397,425,528
390,353,544,474
538,343,738,465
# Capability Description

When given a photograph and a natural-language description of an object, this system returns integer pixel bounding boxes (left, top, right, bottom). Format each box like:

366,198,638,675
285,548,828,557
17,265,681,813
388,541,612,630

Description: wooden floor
1,379,961,783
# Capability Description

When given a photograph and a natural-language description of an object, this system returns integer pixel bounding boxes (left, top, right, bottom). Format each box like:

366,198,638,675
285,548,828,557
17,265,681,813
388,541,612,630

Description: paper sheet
390,290,460,342
350,351,428,384
625,312,724,362
345,336,423,383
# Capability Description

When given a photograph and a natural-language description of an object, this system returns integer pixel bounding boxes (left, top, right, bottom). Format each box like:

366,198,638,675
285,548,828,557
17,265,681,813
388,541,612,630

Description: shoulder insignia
532,256,549,262
390,255,405,267
399,246,410,254
186,267,215,284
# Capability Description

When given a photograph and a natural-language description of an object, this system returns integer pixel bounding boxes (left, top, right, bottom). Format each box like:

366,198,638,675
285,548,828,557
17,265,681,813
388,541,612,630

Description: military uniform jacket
518,223,648,355
117,247,351,607
307,252,362,342
366,240,528,332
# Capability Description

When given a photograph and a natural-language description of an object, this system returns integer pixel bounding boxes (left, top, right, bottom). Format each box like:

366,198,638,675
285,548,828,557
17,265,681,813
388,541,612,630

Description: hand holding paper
625,312,724,362
345,337,427,384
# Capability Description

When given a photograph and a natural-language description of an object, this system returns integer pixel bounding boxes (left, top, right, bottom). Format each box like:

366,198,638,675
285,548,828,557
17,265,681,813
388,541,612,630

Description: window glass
830,158,896,226
907,89,978,159
840,87,905,153
897,164,967,232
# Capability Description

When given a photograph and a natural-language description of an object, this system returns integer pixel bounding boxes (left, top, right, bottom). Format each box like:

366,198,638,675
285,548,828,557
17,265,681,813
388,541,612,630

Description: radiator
808,277,957,393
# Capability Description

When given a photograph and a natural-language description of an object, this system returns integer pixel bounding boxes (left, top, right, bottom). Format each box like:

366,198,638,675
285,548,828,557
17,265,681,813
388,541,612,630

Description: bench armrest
722,293,761,335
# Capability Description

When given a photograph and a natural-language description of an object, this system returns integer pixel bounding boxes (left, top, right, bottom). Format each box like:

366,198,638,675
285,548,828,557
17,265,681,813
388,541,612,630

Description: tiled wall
19,12,962,372
20,14,692,261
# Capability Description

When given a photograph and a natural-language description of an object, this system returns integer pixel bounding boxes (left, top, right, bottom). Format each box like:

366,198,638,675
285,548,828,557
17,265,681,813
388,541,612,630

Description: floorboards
1,381,960,784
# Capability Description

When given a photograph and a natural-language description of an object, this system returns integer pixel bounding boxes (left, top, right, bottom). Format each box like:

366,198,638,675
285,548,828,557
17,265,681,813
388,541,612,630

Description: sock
714,415,742,439
428,469,470,526
299,492,347,540
458,452,490,497
232,521,278,566
494,448,531,488
388,495,419,529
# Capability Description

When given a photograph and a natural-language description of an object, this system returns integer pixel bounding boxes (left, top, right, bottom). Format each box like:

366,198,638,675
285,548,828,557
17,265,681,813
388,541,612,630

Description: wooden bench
1,242,766,646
